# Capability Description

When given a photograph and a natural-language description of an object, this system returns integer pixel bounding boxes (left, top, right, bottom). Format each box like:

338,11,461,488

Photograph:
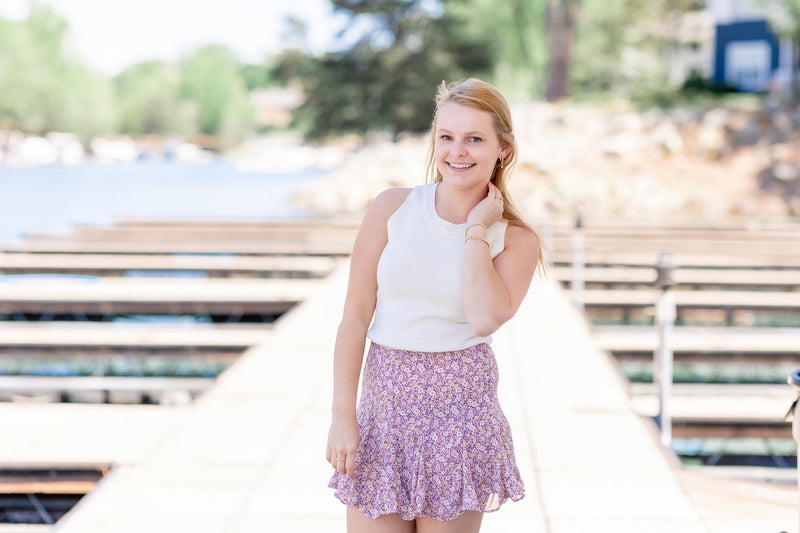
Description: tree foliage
444,0,547,100
177,45,256,147
114,61,182,136
572,0,659,95
571,0,709,99
273,0,495,139
762,0,800,106
0,4,114,140
0,7,262,148
0,0,756,145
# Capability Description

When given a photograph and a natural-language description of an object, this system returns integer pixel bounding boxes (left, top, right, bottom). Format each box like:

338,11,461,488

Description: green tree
572,0,651,96
240,61,275,91
114,61,182,136
444,0,547,99
763,0,800,106
274,0,494,139
0,4,114,140
570,0,707,100
178,44,255,147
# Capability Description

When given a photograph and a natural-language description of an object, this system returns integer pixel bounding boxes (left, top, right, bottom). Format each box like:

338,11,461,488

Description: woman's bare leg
416,511,483,533
347,507,416,533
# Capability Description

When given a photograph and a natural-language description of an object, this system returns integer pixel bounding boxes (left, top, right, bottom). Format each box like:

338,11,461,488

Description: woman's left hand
466,182,504,227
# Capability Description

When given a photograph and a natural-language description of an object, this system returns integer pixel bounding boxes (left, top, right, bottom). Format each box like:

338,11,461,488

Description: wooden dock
3,218,360,256
579,288,800,325
549,249,800,269
0,277,319,318
43,271,795,533
547,218,800,265
592,326,800,362
551,216,800,445
0,322,271,354
0,218,347,512
0,253,339,278
0,375,215,405
628,383,793,438
1,238,355,256
0,215,795,531
552,265,800,291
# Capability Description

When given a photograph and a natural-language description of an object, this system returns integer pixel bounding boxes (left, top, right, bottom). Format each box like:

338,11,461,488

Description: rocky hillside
293,101,800,222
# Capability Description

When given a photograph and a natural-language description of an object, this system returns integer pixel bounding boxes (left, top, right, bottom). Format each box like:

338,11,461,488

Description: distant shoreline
0,161,328,244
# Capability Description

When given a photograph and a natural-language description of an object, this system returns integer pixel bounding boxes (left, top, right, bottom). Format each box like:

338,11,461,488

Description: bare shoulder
364,187,413,223
504,223,540,254
372,187,412,212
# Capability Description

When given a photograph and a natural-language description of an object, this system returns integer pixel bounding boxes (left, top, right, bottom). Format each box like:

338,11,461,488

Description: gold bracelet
464,234,490,247
465,223,487,238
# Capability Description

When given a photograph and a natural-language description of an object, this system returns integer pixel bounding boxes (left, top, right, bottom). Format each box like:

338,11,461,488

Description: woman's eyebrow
436,128,487,135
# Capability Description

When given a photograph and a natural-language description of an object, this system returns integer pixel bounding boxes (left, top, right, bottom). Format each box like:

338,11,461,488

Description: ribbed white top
367,183,507,352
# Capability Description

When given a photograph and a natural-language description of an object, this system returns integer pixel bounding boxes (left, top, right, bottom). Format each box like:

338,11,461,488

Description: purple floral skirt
328,342,524,521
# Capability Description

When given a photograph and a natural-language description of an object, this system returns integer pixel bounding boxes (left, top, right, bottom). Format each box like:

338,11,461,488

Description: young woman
326,78,542,533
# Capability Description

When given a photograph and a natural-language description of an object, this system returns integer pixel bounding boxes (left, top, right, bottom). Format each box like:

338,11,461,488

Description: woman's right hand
326,414,360,477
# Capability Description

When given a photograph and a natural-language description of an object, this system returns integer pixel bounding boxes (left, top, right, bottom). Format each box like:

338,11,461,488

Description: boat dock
28,266,791,532
0,217,797,532
0,276,321,320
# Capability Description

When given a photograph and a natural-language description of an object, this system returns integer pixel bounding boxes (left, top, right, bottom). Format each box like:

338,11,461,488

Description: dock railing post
653,252,677,448
786,369,800,530
571,211,584,311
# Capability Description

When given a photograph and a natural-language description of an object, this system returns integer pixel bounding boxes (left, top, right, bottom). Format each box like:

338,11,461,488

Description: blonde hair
425,78,545,269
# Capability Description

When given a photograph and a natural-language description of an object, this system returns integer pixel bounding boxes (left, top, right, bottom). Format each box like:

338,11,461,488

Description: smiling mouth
448,162,475,169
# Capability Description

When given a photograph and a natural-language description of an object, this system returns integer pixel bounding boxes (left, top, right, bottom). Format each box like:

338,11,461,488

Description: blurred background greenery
1,0,799,150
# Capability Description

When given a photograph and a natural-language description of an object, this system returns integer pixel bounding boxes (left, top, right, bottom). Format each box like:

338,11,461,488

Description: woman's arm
462,184,540,337
326,187,410,477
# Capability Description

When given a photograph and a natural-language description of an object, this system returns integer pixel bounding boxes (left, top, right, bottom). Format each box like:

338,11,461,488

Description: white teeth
450,163,473,169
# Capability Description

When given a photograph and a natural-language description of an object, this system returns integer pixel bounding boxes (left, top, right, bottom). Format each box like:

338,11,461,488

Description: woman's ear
500,133,514,160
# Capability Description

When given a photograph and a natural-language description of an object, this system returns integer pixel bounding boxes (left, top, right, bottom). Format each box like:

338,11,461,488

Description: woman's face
434,102,507,192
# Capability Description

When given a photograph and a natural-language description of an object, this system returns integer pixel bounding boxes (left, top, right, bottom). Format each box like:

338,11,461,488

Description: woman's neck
435,182,484,224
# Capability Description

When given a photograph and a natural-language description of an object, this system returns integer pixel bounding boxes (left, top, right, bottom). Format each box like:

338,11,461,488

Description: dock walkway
11,263,794,532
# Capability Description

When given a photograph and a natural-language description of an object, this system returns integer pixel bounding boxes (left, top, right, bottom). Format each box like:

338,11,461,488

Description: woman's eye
440,135,452,141
469,137,482,143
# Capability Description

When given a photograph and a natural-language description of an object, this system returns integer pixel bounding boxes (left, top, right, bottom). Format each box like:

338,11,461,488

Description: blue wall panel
714,20,780,90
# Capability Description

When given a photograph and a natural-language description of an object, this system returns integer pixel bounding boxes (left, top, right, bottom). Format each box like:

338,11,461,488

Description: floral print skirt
328,342,524,521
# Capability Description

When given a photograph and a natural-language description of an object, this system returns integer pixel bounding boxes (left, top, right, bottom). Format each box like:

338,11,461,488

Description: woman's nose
450,139,466,155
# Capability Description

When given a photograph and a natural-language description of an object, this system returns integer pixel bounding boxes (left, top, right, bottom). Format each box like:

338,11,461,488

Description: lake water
0,159,329,243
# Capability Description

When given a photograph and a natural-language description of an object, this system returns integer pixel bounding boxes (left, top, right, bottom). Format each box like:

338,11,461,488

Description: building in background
670,0,795,93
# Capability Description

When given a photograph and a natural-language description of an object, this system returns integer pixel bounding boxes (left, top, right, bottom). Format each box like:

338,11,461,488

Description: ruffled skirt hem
329,473,524,521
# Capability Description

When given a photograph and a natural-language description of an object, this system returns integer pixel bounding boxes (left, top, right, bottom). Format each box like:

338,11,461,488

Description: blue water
0,159,328,243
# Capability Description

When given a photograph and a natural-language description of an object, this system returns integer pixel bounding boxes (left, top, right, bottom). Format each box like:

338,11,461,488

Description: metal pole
653,252,677,448
786,369,800,531
571,211,584,311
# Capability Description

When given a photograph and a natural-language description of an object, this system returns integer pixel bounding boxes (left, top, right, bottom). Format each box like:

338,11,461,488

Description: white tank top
367,183,508,352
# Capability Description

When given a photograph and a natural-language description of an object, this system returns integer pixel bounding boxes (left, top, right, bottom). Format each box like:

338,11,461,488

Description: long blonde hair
425,78,545,269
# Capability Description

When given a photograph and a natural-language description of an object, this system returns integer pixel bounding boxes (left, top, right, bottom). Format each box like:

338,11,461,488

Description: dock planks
581,288,800,314
2,238,354,256
7,218,361,256
0,253,339,278
552,216,800,445
552,265,800,290
592,326,800,362
549,249,800,269
0,277,319,316
0,322,270,352
629,385,792,439
0,470,103,495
